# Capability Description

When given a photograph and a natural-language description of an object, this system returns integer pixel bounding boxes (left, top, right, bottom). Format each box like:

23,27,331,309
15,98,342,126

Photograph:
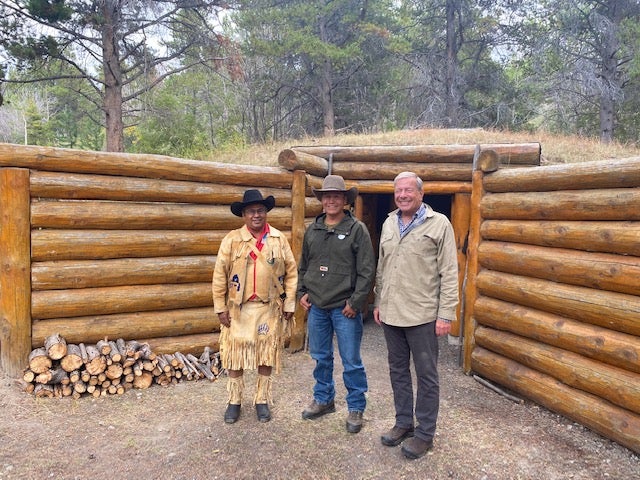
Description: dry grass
203,128,640,167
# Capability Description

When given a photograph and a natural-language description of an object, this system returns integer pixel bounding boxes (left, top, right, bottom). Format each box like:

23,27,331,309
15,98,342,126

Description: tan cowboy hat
312,175,358,205
230,189,275,217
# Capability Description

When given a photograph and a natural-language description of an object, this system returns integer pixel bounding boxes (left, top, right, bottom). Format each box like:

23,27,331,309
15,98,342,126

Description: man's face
394,177,422,216
242,203,267,234
321,192,347,216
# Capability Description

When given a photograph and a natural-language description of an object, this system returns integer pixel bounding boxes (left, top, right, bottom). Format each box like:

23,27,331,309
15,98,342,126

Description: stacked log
466,156,640,454
22,334,223,399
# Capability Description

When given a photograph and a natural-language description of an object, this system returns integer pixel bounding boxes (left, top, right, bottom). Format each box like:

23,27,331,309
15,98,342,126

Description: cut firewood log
34,384,55,398
23,369,36,383
116,338,126,354
187,353,215,381
96,339,111,356
138,343,156,361
133,371,153,389
60,344,83,372
125,340,142,359
121,356,136,368
44,333,68,360
35,368,69,385
157,355,171,373
79,343,88,363
73,380,87,394
24,383,35,394
28,347,52,374
61,384,73,397
108,341,122,363
166,353,179,368
84,346,106,375
105,362,123,380
174,352,197,379
142,359,155,372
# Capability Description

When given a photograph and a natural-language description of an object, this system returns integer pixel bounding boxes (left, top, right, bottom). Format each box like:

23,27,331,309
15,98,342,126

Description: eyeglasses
244,207,267,216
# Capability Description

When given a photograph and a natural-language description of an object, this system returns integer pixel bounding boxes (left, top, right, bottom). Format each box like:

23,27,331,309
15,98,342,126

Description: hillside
205,128,640,167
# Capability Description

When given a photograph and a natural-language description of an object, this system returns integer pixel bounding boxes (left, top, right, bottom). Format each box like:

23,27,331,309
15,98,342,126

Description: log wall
464,156,640,454
0,144,300,376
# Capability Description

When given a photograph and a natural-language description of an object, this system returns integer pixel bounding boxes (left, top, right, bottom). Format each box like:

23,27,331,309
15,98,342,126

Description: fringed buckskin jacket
212,224,298,320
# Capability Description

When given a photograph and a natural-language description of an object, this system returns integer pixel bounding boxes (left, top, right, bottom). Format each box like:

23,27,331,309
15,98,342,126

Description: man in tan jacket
374,171,459,459
212,189,298,424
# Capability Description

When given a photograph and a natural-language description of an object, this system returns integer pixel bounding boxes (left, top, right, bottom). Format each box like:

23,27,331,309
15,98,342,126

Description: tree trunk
445,0,460,127
318,20,335,137
598,0,623,143
102,1,124,152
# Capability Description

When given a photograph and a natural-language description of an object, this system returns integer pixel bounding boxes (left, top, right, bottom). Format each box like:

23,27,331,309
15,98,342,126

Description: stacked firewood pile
23,333,224,398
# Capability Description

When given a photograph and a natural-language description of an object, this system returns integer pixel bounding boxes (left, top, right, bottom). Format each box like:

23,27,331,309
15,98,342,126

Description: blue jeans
307,305,368,412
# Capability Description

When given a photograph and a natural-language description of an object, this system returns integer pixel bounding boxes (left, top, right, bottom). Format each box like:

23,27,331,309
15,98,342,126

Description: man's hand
435,318,452,337
342,301,356,319
299,293,312,311
218,311,231,328
373,307,381,326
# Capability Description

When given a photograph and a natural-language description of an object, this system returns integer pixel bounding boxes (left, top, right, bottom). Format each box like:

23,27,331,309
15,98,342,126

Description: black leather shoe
256,403,271,423
381,426,414,446
224,403,241,424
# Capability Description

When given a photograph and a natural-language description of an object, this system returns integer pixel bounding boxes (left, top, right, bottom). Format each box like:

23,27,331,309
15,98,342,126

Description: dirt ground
1,319,638,480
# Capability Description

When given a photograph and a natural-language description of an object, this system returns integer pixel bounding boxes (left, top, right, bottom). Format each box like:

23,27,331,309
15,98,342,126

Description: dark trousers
382,321,439,442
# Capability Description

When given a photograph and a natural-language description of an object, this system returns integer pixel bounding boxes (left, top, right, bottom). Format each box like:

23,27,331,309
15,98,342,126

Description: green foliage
129,68,247,158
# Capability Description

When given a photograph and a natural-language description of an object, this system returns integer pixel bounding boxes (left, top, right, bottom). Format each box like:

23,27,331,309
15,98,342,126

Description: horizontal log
144,333,220,356
475,326,640,415
32,308,218,347
31,200,293,230
32,283,213,319
290,143,541,165
349,180,472,194
32,256,216,290
480,220,640,256
476,270,640,336
478,241,640,296
30,171,293,205
474,296,640,374
304,197,323,217
278,149,328,176
480,188,640,221
0,143,292,187
330,162,473,181
31,230,225,261
471,347,640,454
483,157,640,192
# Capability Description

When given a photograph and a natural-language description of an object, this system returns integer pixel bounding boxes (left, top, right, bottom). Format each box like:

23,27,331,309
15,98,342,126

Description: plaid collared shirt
397,204,427,238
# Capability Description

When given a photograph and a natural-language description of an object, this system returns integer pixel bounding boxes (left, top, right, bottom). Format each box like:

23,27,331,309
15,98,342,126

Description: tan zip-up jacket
374,204,459,327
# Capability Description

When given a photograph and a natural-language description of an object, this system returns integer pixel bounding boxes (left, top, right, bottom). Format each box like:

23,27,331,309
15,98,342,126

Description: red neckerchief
248,224,270,300
249,223,270,259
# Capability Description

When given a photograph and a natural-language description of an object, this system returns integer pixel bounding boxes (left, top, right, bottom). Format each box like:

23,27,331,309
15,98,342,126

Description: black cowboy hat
230,189,276,217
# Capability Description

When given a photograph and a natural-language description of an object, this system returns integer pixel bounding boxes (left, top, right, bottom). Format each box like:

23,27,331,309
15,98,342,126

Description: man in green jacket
374,171,459,459
297,175,376,434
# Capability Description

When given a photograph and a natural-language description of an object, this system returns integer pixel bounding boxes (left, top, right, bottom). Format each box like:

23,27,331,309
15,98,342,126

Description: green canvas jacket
297,211,375,312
